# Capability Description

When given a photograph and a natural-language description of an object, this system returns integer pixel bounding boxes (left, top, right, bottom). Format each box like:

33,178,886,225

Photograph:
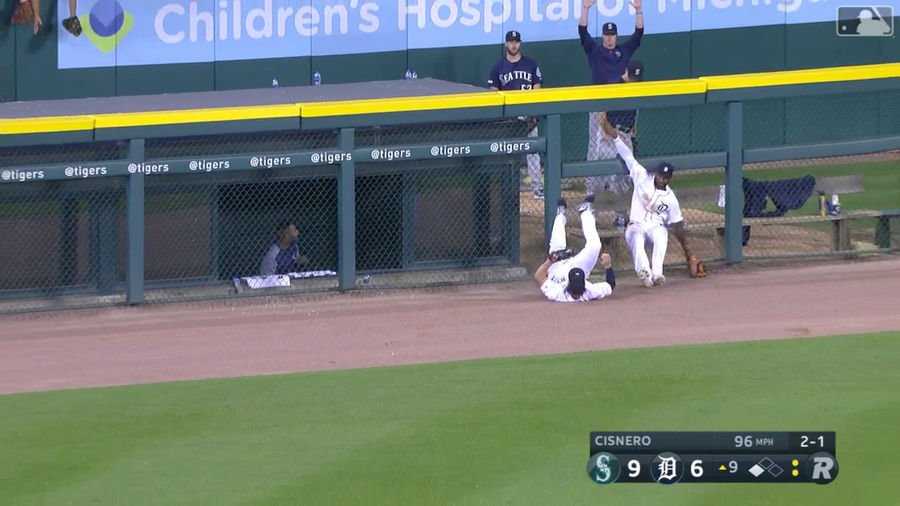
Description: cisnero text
594,435,653,447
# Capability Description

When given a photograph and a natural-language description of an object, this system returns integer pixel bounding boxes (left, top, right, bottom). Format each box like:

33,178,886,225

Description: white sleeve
260,244,279,275
583,281,613,300
613,136,647,183
541,280,569,302
666,194,684,225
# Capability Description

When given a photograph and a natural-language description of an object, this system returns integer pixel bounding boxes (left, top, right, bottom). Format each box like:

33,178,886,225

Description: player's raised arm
579,0,597,53
623,0,644,52
599,113,646,179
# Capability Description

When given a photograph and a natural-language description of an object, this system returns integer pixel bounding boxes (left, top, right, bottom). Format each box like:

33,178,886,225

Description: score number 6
690,459,703,477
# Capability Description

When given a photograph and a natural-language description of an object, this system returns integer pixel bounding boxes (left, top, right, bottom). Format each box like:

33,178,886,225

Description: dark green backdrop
1,10,897,158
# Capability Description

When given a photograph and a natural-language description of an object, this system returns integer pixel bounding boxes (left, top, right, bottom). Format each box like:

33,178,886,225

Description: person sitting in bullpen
260,220,309,275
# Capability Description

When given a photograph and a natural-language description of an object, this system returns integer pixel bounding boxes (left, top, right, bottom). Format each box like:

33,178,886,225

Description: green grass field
1,332,898,505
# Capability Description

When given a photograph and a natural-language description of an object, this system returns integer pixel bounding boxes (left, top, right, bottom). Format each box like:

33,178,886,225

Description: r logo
806,452,839,484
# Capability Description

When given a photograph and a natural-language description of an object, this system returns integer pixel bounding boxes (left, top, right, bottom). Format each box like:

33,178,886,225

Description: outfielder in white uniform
600,114,697,287
534,196,616,302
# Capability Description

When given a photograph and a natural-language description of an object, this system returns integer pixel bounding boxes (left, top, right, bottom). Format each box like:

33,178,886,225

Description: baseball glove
63,16,82,37
689,254,707,278
549,249,574,262
11,0,34,24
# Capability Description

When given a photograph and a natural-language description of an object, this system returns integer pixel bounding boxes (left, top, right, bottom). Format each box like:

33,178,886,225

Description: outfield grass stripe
0,332,897,505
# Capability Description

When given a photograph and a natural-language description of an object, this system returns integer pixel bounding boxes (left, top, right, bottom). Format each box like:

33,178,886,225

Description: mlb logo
836,6,893,36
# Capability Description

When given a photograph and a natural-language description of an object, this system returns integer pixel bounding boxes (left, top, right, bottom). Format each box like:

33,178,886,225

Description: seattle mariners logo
587,452,621,484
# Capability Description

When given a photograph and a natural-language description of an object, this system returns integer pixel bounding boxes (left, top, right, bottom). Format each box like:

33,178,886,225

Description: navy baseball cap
654,162,675,178
506,30,521,41
602,22,617,35
627,60,644,81
567,268,586,296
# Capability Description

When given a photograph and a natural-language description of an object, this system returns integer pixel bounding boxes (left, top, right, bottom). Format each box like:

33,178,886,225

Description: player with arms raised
599,114,705,286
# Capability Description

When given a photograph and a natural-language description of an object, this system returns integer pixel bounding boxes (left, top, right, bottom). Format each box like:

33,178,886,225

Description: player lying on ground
534,196,616,302
599,113,706,286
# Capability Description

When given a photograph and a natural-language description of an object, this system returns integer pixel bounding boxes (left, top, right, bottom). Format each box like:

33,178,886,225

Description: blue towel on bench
740,175,817,245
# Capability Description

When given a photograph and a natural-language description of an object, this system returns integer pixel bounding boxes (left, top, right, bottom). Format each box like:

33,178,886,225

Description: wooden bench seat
575,175,899,254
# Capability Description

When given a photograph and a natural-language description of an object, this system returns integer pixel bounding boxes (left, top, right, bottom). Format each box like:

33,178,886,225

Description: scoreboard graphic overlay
587,432,837,485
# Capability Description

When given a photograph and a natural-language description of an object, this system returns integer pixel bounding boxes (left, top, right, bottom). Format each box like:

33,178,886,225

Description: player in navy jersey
579,0,644,197
489,30,544,199
578,0,643,86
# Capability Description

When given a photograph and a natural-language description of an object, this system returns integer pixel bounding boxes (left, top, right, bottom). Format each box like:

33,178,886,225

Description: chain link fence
0,89,896,311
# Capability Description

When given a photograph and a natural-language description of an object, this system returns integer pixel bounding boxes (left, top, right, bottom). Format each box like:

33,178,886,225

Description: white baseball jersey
541,278,612,303
614,137,684,228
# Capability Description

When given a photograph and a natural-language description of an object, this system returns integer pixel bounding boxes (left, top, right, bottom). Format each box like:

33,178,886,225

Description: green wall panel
878,90,900,136
690,24,787,76
689,103,727,153
215,57,311,91
744,99,787,148
785,17,900,70
116,63,215,97
408,45,498,88
1,20,895,102
785,94,878,144
639,108,691,157
0,2,17,101
311,51,407,86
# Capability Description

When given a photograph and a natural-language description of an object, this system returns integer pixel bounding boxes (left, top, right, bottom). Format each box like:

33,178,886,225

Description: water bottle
831,194,841,215
405,68,413,81
614,211,626,233
362,272,371,286
411,70,418,80
313,70,322,86
271,77,279,88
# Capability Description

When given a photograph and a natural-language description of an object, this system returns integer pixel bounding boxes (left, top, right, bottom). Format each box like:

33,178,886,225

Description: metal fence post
544,114,562,240
725,101,744,264
337,128,356,291
126,139,145,304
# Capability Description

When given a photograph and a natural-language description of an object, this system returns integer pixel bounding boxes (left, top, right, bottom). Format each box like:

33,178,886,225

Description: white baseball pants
625,223,669,279
547,209,602,282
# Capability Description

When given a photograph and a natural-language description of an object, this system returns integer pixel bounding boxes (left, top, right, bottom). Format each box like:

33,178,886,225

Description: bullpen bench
681,174,898,253
581,174,898,261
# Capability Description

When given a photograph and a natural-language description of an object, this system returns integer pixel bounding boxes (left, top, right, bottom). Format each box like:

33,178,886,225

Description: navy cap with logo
654,162,675,178
602,22,617,35
506,30,521,41
627,60,644,81
567,268,586,297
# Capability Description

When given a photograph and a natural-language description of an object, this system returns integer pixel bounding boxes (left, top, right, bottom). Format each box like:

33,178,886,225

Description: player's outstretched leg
548,199,568,254
625,225,653,288
571,195,601,275
648,225,669,285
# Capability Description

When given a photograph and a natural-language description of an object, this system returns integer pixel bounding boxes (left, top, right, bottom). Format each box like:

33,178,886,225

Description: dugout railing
0,63,897,311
